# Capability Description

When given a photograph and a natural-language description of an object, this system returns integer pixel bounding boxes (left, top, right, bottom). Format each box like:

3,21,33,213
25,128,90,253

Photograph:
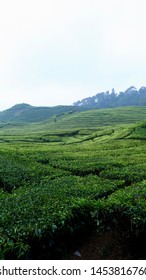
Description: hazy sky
0,0,146,110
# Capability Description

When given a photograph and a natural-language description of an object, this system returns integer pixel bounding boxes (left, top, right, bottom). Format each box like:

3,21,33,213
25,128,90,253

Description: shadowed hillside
0,103,88,123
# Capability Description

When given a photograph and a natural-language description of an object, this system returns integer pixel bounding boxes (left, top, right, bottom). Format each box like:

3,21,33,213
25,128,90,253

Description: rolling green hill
1,105,146,259
45,106,146,130
0,103,88,123
0,106,145,136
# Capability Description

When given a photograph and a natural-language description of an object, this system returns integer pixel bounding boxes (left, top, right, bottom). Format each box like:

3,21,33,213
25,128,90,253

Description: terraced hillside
1,107,146,259
49,106,146,129
0,106,146,135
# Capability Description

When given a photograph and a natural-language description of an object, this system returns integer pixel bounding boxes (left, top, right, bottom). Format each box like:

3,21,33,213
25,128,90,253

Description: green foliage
0,104,87,123
1,112,146,258
0,106,146,135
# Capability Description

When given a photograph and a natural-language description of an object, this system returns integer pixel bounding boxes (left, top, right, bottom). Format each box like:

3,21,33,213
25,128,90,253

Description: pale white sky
0,0,146,110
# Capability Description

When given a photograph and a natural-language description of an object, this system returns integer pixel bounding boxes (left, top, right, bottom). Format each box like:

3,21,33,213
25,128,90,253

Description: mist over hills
74,86,146,108
0,86,146,123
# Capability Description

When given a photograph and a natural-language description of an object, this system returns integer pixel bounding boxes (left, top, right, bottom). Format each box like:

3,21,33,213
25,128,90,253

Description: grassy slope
0,104,88,123
50,106,146,129
1,106,146,259
0,106,145,135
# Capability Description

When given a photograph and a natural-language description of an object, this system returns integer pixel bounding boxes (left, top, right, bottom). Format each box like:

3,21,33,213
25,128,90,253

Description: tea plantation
1,107,146,259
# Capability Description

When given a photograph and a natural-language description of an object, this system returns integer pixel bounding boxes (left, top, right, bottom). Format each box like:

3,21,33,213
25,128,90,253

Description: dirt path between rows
66,231,137,260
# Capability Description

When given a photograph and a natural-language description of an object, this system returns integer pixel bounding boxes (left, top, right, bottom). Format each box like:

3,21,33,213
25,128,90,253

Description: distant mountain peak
10,103,32,110
0,104,86,123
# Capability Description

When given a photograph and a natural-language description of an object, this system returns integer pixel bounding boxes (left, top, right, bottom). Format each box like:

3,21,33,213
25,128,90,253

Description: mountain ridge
0,104,88,123
73,86,146,108
0,85,146,123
